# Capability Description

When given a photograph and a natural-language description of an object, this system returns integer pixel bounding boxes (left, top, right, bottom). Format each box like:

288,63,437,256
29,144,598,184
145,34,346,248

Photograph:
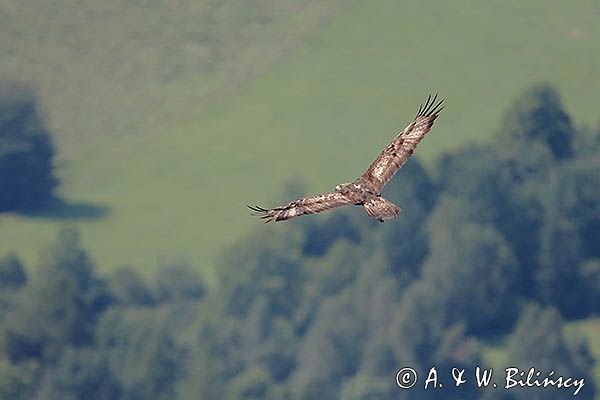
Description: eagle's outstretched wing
358,94,443,194
248,191,353,223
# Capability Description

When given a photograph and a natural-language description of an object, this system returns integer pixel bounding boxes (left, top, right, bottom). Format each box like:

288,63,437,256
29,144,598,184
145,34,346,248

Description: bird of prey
249,94,443,223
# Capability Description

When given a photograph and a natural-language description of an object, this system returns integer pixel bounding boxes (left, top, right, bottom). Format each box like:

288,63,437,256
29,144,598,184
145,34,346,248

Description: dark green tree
377,160,437,284
238,297,297,382
34,348,122,400
0,359,38,400
499,83,574,160
437,145,543,291
291,289,365,400
95,307,184,400
154,262,205,303
0,83,57,211
386,279,482,400
339,373,389,400
109,266,154,306
218,226,306,319
422,195,521,334
535,155,600,317
179,311,242,399
548,156,600,260
494,303,596,400
2,228,110,363
301,211,364,257
580,259,600,315
227,366,273,400
303,238,366,299
0,254,27,321
0,254,26,290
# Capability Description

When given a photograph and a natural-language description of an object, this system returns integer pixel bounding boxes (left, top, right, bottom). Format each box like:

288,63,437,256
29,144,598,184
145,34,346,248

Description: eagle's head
335,183,351,192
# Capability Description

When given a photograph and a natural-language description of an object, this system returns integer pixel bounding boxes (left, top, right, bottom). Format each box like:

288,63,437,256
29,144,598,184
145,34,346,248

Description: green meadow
1,0,599,280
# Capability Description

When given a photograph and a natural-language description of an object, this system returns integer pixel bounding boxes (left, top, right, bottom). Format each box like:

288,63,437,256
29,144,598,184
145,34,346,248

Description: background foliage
0,1,599,399
1,84,599,399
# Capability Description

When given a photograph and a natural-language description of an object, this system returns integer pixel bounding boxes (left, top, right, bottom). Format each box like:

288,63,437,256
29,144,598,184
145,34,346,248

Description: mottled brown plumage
249,94,443,223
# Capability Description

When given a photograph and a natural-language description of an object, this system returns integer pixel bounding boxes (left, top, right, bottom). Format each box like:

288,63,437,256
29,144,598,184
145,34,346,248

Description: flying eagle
249,94,443,223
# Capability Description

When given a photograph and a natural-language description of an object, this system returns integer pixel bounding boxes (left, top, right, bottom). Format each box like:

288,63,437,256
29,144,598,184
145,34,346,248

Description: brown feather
248,191,353,223
363,197,402,221
357,94,443,194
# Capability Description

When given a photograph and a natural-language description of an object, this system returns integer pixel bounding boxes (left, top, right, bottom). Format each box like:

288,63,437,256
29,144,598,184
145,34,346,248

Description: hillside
1,0,599,277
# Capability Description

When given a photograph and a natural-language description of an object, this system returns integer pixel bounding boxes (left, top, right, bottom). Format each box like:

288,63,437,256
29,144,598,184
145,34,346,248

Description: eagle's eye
335,184,341,191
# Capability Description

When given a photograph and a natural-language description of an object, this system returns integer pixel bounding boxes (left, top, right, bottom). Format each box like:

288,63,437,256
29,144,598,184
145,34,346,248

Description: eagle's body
335,182,402,222
249,94,443,223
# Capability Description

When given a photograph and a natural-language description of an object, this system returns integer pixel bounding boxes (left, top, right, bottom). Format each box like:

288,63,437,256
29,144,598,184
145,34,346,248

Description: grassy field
1,0,600,280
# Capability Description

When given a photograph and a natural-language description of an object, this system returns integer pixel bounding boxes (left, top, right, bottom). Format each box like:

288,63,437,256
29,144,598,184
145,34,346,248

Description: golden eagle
249,94,443,222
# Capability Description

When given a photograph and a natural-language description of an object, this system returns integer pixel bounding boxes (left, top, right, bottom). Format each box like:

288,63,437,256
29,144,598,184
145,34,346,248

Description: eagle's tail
363,197,401,222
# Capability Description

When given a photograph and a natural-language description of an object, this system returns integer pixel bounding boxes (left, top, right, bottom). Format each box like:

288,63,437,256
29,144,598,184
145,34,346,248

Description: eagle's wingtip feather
417,93,444,118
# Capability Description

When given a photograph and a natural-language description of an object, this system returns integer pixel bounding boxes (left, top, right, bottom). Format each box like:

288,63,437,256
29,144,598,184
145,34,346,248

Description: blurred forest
1,84,598,399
